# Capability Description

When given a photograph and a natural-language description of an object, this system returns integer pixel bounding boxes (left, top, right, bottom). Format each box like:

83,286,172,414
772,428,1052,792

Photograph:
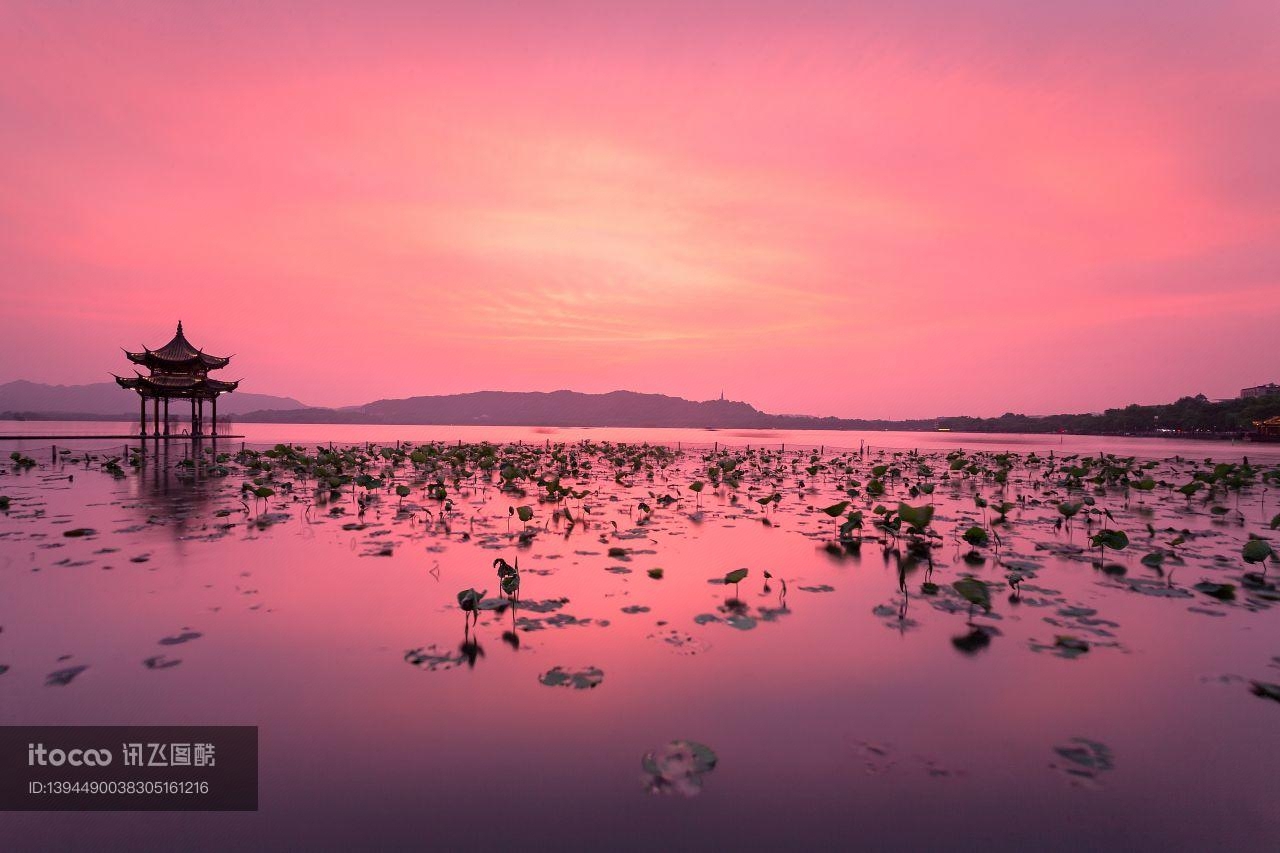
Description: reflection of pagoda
114,321,239,436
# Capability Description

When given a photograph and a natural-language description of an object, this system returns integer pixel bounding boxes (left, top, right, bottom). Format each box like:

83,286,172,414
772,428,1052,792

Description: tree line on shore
935,394,1280,435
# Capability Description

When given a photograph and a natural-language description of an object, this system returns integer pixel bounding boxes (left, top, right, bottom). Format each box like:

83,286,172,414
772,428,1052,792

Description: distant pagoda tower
114,321,239,437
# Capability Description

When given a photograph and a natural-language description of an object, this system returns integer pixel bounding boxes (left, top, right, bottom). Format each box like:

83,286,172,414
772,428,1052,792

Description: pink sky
2,1,1278,418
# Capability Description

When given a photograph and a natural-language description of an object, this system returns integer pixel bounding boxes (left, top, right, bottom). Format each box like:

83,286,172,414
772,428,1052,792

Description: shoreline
0,417,1262,444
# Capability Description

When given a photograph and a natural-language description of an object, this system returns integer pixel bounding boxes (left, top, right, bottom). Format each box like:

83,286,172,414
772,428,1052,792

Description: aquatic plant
960,524,989,563
1089,510,1129,567
1057,501,1084,531
1242,536,1274,569
723,568,748,600
457,587,486,623
820,500,850,537
839,509,865,543
952,576,991,623
993,500,1016,523
897,502,934,534
495,557,521,600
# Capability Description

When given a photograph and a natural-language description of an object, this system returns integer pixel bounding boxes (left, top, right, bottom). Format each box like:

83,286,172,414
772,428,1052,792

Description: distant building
1241,383,1280,399
1254,416,1280,439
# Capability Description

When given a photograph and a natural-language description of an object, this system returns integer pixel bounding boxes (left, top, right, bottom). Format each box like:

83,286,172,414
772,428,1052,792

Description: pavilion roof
125,321,230,370
114,373,239,396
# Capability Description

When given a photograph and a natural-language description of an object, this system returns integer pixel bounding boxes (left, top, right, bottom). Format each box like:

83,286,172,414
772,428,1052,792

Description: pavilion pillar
191,399,196,435
153,398,160,438
164,398,170,435
211,396,217,436
140,395,147,436
197,399,204,436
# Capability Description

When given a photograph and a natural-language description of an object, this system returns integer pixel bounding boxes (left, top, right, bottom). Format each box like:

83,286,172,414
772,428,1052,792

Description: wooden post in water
51,445,56,463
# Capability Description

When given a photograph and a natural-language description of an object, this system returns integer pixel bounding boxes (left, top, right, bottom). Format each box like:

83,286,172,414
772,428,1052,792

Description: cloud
0,1,1276,415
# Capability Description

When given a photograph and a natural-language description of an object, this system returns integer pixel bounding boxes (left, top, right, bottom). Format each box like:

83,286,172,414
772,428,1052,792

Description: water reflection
125,437,235,542
3,434,1280,849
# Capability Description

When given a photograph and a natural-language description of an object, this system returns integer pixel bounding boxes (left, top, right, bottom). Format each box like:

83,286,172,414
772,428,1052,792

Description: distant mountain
1,382,922,429
233,390,770,427
358,390,773,428
233,389,937,430
0,380,308,419
4,382,1269,436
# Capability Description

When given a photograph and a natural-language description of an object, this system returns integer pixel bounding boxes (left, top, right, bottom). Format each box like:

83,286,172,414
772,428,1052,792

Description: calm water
3,419,1279,462
1,425,1278,851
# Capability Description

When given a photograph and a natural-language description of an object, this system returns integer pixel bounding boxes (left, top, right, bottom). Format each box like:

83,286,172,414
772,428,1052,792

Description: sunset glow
2,1,1278,416
7,7,1280,848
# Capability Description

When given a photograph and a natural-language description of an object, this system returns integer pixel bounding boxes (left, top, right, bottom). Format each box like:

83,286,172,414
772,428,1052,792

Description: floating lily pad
1051,738,1114,787
158,631,203,646
647,629,710,656
1055,635,1090,654
641,740,718,797
1121,578,1193,598
404,645,465,671
538,666,604,690
46,665,88,686
1193,581,1236,601
1250,681,1280,702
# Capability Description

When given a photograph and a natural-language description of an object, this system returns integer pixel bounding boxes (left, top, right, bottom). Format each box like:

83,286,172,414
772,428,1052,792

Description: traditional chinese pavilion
114,321,239,437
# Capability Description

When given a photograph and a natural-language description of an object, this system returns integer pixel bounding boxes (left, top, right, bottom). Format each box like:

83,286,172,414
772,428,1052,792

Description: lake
1,424,1277,851
3,419,1278,462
